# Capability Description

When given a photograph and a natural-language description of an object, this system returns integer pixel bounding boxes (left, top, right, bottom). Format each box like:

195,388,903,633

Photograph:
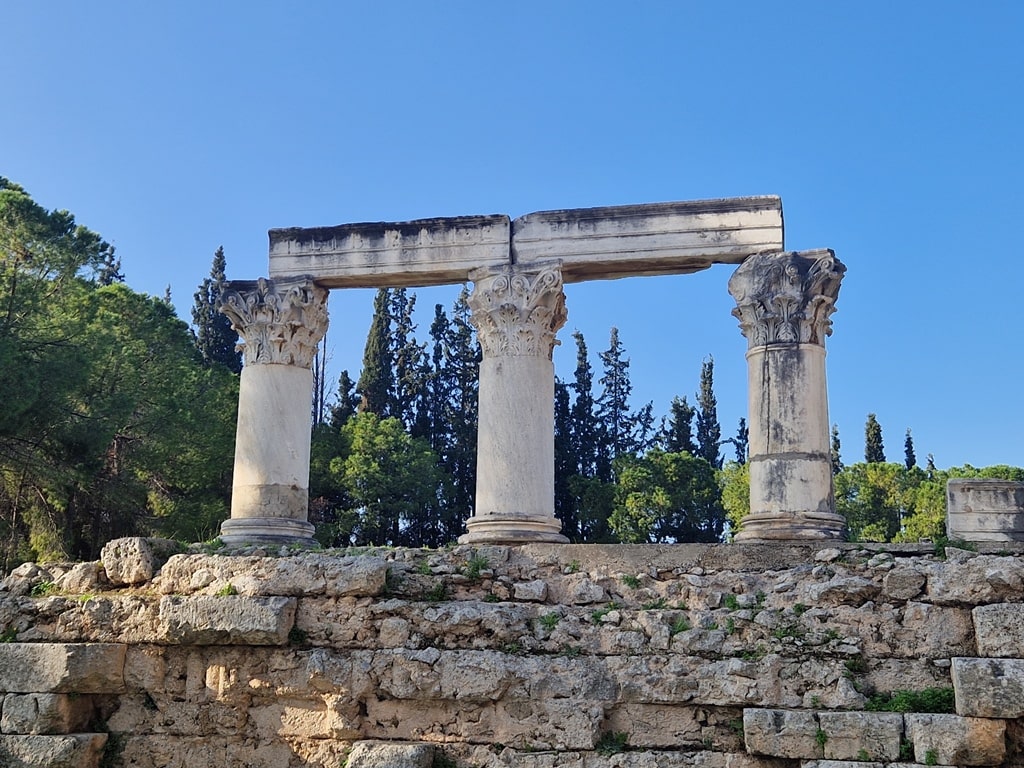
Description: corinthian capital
468,264,567,359
728,249,845,348
218,276,329,368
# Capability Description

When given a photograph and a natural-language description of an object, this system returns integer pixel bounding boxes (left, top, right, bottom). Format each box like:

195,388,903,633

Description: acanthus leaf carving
469,265,567,359
728,250,845,348
218,276,329,368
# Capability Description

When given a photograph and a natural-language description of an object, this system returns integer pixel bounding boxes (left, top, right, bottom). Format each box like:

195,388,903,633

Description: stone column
217,276,329,546
728,249,846,541
459,263,569,544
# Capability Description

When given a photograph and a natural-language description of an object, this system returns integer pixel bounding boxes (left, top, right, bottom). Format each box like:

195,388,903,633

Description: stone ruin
216,195,846,547
5,196,1024,768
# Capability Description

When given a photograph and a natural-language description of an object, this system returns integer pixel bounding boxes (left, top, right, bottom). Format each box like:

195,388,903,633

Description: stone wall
3,540,1024,768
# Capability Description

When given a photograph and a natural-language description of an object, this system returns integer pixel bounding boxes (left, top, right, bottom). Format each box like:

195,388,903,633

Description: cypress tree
864,413,885,463
97,248,124,286
569,331,600,478
390,288,426,431
553,379,577,539
731,417,749,464
695,357,722,468
191,246,241,373
595,327,633,479
904,428,917,470
830,423,843,475
357,288,394,416
329,370,359,428
664,395,697,455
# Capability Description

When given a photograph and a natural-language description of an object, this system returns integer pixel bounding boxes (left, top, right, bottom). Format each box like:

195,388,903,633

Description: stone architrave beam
512,196,784,282
267,196,783,288
269,215,512,288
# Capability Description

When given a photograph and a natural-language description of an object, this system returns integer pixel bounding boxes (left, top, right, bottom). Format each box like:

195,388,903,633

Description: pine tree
864,413,885,463
191,246,241,373
357,288,394,416
663,396,697,454
390,288,426,431
904,428,917,470
695,357,722,468
830,424,843,475
97,248,124,286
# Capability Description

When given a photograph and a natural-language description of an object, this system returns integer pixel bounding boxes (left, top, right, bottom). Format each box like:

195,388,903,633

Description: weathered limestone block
155,554,388,597
973,603,1024,657
106,693,249,736
346,740,435,768
53,562,104,594
158,596,297,645
11,596,162,644
0,643,125,693
0,693,94,735
603,704,744,750
100,537,181,586
2,563,54,597
551,573,608,604
947,478,1024,542
512,197,784,281
904,713,1006,766
951,656,1024,717
247,695,361,740
0,733,107,768
363,697,603,750
269,214,512,288
801,763,884,768
743,708,822,759
924,554,1024,605
115,734,301,768
514,580,549,602
882,566,927,601
804,576,880,607
816,711,903,761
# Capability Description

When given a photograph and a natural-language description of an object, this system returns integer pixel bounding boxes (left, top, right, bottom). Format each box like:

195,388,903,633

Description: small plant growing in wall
424,581,449,602
669,616,691,635
30,581,56,597
925,748,939,766
464,553,490,580
215,583,238,597
815,728,828,749
621,574,641,589
722,593,740,610
595,731,629,756
537,612,560,631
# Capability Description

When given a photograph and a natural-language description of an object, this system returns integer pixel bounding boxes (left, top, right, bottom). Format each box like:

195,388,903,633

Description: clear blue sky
4,2,1022,469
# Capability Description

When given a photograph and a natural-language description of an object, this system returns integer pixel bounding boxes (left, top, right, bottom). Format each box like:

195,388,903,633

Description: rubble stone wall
3,540,1024,768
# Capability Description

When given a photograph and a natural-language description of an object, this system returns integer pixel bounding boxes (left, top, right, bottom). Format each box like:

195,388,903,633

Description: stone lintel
268,214,512,288
513,196,784,282
267,196,783,287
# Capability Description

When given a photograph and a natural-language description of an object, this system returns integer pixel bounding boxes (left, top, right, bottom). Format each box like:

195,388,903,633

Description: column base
734,510,846,543
459,514,568,545
219,517,318,548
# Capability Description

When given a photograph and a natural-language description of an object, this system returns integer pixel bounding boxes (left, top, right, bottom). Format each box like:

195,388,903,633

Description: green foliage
424,581,449,602
719,461,750,536
815,729,828,748
722,593,740,610
641,597,668,610
191,246,240,373
669,616,691,635
538,612,560,631
898,737,915,761
865,687,955,713
621,574,641,589
215,583,238,597
695,357,722,468
663,395,697,455
0,627,18,642
857,748,870,761
925,748,939,766
865,413,885,463
30,581,56,597
464,553,490,580
595,731,629,756
609,449,725,543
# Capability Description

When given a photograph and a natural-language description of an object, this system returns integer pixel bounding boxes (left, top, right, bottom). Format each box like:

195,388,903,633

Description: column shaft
217,276,329,546
460,263,568,544
729,249,846,541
